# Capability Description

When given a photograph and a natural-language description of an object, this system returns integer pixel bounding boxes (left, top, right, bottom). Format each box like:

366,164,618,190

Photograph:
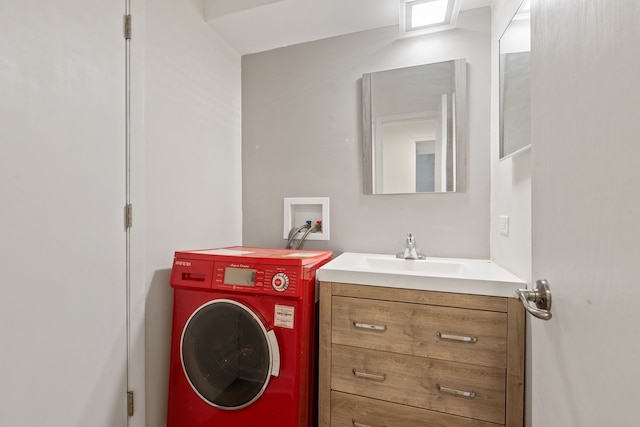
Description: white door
531,1,640,426
0,1,128,426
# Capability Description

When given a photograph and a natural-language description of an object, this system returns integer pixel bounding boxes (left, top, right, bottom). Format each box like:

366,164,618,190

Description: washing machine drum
181,299,281,410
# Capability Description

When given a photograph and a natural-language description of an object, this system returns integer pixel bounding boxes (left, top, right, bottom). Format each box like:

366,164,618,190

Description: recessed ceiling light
400,0,460,37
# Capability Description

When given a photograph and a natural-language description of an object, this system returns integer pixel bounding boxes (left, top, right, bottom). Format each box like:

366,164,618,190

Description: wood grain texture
318,282,524,426
331,282,508,312
331,391,501,427
332,295,507,368
506,297,525,427
331,344,506,424
318,282,333,427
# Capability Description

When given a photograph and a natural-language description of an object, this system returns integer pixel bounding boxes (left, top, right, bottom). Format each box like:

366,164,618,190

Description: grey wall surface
242,8,491,258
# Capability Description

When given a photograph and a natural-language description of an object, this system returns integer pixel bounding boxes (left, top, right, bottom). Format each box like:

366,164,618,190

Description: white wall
490,2,533,426
144,0,242,425
242,8,492,258
0,1,241,426
381,120,435,193
490,0,532,283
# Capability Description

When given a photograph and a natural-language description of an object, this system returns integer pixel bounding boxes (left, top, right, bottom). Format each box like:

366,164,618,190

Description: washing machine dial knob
272,272,290,292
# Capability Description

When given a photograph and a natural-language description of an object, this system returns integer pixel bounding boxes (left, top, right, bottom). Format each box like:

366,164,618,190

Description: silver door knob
515,279,552,320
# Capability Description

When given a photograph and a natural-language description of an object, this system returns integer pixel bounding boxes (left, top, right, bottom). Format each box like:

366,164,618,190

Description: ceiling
204,0,492,56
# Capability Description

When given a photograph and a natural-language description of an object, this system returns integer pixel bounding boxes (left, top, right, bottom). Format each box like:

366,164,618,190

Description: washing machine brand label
175,260,191,266
230,263,251,269
274,305,295,329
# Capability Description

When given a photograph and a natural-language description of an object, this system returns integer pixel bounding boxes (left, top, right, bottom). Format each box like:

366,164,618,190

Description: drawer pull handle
352,420,387,427
436,383,476,398
352,368,386,382
437,331,478,343
353,322,387,332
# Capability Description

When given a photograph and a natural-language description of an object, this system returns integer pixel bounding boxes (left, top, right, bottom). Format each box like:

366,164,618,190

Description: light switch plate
499,215,510,236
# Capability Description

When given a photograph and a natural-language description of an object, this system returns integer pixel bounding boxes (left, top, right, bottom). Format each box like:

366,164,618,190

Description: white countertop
317,252,526,298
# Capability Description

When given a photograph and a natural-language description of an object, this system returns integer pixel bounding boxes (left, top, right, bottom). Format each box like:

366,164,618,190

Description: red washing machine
167,246,332,427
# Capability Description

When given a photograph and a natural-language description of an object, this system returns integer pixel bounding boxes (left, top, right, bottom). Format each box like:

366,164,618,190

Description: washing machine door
180,299,281,410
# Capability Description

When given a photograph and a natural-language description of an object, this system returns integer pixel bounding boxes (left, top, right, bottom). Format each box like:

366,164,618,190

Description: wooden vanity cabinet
318,282,525,427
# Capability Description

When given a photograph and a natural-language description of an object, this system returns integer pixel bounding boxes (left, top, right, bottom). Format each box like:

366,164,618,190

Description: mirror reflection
499,0,531,159
363,59,466,195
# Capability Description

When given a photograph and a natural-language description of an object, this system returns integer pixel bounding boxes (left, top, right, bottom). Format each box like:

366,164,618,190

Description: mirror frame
498,0,531,160
362,58,467,195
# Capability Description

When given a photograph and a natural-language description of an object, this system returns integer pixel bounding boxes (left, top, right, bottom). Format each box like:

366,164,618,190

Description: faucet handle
406,233,416,246
397,232,426,260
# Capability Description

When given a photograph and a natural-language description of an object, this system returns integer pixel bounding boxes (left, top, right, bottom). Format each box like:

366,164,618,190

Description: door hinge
127,390,134,417
125,204,133,229
125,14,132,40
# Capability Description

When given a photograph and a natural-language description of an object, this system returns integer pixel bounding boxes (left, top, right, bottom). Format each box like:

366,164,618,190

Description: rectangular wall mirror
362,59,467,195
499,0,531,159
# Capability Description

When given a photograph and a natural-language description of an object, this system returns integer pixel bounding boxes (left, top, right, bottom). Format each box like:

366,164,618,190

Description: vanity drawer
331,391,501,427
331,296,507,368
331,344,506,424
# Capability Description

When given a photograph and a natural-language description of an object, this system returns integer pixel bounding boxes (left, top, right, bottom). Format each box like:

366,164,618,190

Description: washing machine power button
272,272,290,292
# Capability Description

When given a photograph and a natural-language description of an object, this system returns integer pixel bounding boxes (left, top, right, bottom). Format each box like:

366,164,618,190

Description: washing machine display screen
223,267,256,286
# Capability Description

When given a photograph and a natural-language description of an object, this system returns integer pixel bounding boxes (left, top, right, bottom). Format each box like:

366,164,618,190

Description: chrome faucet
396,233,426,260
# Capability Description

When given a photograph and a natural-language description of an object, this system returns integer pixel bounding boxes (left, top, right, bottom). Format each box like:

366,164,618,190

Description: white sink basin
362,257,468,276
318,252,526,298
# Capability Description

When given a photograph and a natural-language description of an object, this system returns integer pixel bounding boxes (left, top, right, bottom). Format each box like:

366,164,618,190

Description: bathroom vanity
317,253,526,427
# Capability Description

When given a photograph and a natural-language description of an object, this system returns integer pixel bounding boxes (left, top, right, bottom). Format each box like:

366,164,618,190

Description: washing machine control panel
271,272,290,292
211,261,300,297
